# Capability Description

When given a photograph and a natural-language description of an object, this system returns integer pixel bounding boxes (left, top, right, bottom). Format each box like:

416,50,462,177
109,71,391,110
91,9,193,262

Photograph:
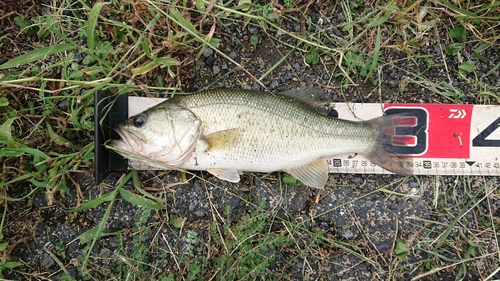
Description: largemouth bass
110,89,412,188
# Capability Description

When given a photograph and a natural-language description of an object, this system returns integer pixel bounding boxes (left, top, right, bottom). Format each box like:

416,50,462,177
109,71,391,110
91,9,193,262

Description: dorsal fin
277,87,333,116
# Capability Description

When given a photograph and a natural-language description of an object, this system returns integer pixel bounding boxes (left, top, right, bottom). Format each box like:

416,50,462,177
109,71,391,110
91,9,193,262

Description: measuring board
96,95,500,180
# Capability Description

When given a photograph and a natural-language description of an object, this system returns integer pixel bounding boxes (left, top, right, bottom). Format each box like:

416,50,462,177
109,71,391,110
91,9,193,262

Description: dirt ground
1,0,500,280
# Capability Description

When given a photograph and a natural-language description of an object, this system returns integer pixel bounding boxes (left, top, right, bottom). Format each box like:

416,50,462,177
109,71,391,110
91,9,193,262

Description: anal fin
207,168,241,183
285,158,328,189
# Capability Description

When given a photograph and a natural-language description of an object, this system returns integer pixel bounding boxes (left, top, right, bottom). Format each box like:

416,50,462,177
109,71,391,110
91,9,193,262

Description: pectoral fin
205,129,240,151
285,158,328,189
207,168,241,183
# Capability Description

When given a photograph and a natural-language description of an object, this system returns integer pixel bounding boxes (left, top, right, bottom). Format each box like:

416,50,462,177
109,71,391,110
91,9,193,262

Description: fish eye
132,114,147,127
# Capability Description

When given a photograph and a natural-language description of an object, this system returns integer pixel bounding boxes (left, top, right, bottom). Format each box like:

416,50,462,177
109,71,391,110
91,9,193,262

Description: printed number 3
384,108,428,155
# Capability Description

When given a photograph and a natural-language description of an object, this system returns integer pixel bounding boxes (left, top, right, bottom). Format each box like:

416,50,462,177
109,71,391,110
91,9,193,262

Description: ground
0,0,500,280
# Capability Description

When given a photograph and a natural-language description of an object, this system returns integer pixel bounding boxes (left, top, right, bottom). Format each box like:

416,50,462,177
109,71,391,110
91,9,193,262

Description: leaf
0,258,22,270
0,43,75,70
119,187,162,210
68,70,84,79
131,57,179,75
87,2,109,52
131,170,164,204
14,16,37,35
170,8,197,34
170,215,185,229
366,14,389,28
305,47,319,65
364,25,381,80
458,60,475,73
394,240,408,260
79,226,101,244
70,191,117,212
283,173,302,186
449,27,467,43
444,43,462,56
46,122,76,149
0,97,8,107
344,51,364,70
195,0,206,12
250,35,259,48
0,241,7,251
1,117,18,147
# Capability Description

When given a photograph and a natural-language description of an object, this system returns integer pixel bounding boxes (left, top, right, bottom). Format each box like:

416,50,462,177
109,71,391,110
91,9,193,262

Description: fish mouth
109,127,145,156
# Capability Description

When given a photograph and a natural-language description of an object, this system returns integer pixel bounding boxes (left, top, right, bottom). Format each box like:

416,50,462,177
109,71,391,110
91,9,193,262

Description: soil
1,0,500,280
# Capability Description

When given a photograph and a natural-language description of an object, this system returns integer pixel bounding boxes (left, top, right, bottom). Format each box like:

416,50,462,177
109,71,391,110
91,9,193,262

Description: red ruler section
383,104,474,159
126,97,500,176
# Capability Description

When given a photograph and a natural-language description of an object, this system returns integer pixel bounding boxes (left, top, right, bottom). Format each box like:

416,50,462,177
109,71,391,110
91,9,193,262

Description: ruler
124,97,500,176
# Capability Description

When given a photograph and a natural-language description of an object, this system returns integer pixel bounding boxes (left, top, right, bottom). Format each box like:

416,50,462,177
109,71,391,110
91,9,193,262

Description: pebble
212,65,220,75
340,229,354,239
333,27,342,36
352,177,363,185
270,80,278,90
409,181,419,188
205,56,215,67
41,253,55,269
58,100,69,111
203,47,214,57
392,200,409,213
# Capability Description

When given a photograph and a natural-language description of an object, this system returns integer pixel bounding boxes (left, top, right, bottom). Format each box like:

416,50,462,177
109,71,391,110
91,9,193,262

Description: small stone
41,253,55,269
270,80,278,90
99,248,112,259
333,27,342,36
283,71,293,80
409,181,419,188
58,100,69,111
205,55,215,67
352,177,363,185
340,229,354,239
212,65,220,75
203,47,213,57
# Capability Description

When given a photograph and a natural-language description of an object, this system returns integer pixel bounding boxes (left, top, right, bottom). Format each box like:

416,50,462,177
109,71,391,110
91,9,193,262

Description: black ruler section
94,92,129,184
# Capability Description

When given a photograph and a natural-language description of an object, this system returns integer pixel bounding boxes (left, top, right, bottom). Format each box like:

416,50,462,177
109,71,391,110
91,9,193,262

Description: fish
109,88,412,188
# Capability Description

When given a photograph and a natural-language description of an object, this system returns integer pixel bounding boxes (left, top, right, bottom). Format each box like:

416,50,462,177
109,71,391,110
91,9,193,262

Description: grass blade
130,56,179,76
0,43,74,70
119,187,162,210
87,2,109,52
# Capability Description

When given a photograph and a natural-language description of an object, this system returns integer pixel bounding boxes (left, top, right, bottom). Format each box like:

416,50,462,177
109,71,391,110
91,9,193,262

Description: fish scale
173,90,374,170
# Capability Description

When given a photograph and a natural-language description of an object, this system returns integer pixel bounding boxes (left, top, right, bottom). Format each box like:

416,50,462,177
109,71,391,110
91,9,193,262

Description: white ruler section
126,97,500,176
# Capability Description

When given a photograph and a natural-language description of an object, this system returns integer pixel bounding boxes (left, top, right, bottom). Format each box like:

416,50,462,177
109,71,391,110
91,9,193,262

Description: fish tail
366,114,414,175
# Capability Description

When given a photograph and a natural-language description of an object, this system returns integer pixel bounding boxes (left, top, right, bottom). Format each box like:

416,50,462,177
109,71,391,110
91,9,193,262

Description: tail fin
365,114,416,175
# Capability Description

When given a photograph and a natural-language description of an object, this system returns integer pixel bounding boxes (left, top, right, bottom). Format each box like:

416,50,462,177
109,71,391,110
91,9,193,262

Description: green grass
1,0,500,279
